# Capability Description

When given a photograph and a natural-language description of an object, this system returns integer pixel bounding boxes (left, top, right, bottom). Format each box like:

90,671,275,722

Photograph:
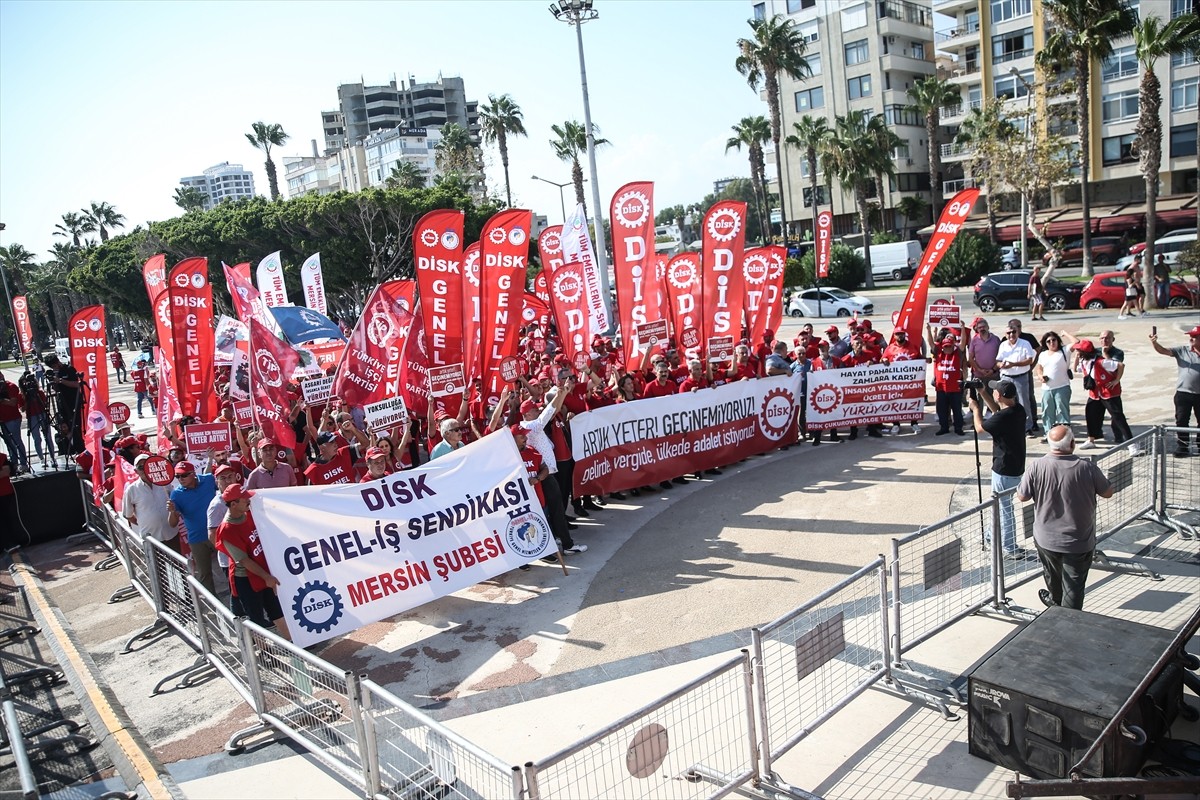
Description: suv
1042,236,1124,267
973,270,1083,313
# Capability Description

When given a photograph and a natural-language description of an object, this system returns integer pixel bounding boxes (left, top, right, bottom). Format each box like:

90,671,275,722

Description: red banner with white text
224,261,271,328
399,305,431,421
548,261,591,366
461,243,482,389
11,296,34,353
142,255,171,361
815,210,833,280
478,209,532,402
533,270,550,305
331,280,416,409
249,318,300,449
664,253,704,356
155,346,182,454
85,378,107,507
413,209,465,396
522,292,551,331
69,305,109,420
701,201,748,347
610,182,659,367
746,245,786,341
168,257,216,422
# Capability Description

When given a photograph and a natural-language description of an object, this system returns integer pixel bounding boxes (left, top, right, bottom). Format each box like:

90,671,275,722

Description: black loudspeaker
968,606,1183,779
11,470,87,545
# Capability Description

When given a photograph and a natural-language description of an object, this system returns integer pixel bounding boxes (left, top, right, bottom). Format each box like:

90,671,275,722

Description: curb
8,554,185,800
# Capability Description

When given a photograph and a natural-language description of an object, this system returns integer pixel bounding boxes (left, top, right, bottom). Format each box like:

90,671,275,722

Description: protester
1149,324,1200,458
131,361,153,417
930,332,966,436
214,483,290,640
124,454,180,553
360,446,391,482
17,371,54,468
0,377,27,474
305,425,366,485
1016,425,1113,609
967,317,1001,408
969,378,1027,554
995,323,1038,438
1076,340,1137,454
429,418,465,460
167,461,219,594
244,439,297,490
1034,331,1072,435
109,346,127,384
519,379,586,556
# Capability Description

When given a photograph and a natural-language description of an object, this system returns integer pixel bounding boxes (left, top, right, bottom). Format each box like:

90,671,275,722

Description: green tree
785,115,831,240
907,76,961,222
174,186,207,213
550,120,610,213
865,114,902,226
1132,12,1200,305
792,244,866,292
0,243,55,339
54,211,94,248
955,100,1018,244
385,161,426,190
1037,0,1137,277
895,196,928,236
736,14,812,249
478,93,528,207
819,111,889,289
933,231,1001,288
434,123,485,199
245,121,290,200
725,115,772,242
84,201,126,243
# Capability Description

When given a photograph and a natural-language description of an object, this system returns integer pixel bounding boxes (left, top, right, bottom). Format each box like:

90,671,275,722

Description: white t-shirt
1036,348,1071,389
123,480,176,542
997,338,1036,377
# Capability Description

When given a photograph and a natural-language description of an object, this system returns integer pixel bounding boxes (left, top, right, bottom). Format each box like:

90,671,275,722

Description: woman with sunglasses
1034,332,1073,437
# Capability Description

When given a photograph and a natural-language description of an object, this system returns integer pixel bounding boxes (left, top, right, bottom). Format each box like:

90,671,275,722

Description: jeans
114,363,127,383
1040,384,1072,429
26,413,54,462
1006,372,1036,432
1,419,26,470
1155,281,1169,309
1174,391,1200,452
1036,546,1093,610
991,471,1022,553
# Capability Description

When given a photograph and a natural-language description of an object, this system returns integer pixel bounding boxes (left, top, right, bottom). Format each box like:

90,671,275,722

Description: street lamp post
531,175,586,224
1010,67,1035,270
549,0,613,322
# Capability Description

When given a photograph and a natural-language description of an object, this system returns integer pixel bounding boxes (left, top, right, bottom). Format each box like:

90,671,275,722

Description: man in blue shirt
167,461,218,594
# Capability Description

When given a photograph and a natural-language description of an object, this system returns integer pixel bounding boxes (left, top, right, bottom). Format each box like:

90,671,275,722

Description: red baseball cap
509,423,526,437
365,447,387,460
213,464,238,478
222,483,254,503
1187,326,1200,336
860,320,873,330
174,462,195,476
1071,340,1096,353
519,399,539,414
825,325,839,334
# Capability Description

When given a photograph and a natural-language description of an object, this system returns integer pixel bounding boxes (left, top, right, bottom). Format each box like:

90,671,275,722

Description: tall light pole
531,174,585,224
549,0,613,318
1010,67,1034,270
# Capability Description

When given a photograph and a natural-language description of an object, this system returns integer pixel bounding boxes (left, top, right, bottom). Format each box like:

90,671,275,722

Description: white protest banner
570,374,803,496
561,202,611,337
256,251,290,308
806,361,927,430
214,315,248,365
364,396,409,432
252,432,554,647
301,252,327,316
301,375,334,407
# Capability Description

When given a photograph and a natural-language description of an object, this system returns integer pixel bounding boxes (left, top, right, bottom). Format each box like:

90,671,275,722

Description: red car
1080,271,1198,309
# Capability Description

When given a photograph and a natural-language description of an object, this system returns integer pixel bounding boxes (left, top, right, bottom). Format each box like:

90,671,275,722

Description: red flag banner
479,208,532,402
399,305,431,421
701,201,748,348
84,378,107,507
461,243,482,388
413,209,466,392
894,188,980,343
610,182,659,367
815,210,833,280
533,270,550,305
142,255,172,362
536,226,563,282
522,292,551,332
331,280,416,409
224,261,271,328
155,346,182,454
11,296,34,353
746,245,786,341
168,257,216,421
664,253,704,356
68,305,109,410
249,318,301,449
548,260,591,366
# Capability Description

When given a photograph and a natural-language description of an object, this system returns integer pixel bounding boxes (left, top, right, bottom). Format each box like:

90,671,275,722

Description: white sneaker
1117,315,1127,320
1078,439,1095,450
911,423,921,432
565,544,588,554
1129,445,1145,456
891,424,900,435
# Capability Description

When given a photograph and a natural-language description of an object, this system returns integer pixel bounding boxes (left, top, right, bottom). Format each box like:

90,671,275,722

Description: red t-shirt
131,366,147,392
304,446,356,485
641,379,677,399
933,350,963,393
520,445,545,505
670,365,689,383
561,384,589,416
0,454,13,497
215,514,270,593
839,351,877,368
679,376,709,393
729,362,757,381
359,467,392,482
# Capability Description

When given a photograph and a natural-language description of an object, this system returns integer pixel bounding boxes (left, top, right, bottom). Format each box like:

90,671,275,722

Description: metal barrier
188,574,254,706
751,558,889,778
1091,429,1158,546
524,651,759,800
1160,426,1199,535
360,679,523,800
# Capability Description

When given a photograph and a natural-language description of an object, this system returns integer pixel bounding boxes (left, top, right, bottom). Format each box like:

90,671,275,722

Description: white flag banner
560,203,611,337
256,251,290,308
300,252,326,315
252,431,554,647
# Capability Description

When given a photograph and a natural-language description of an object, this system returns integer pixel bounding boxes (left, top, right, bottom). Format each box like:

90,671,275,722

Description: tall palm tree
0,244,50,337
478,93,528,207
1132,13,1200,305
726,115,772,241
434,122,476,174
736,14,812,249
53,211,94,248
819,111,889,289
1037,0,1137,277
907,76,962,222
550,120,610,212
245,121,290,200
385,161,426,190
173,186,207,213
83,201,126,243
956,101,1018,243
785,115,831,241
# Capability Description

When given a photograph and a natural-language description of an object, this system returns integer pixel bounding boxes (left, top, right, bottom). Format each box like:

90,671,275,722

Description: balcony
933,0,978,12
878,0,932,26
881,52,935,75
939,142,974,159
940,97,982,119
934,21,980,49
943,178,977,194
950,61,981,80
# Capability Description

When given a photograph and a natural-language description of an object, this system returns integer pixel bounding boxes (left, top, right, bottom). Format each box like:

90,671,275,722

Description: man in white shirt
123,454,180,553
996,324,1038,437
519,374,586,556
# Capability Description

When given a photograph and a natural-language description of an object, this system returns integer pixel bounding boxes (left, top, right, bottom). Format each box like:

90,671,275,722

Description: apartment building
179,162,256,210
320,76,479,154
285,127,444,200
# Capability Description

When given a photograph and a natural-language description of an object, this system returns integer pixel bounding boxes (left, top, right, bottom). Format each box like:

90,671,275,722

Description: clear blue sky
0,0,769,260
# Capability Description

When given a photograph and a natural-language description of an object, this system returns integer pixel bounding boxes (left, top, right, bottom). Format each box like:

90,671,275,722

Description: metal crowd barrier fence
76,479,120,572
751,558,889,779
524,651,759,799
1161,426,1199,525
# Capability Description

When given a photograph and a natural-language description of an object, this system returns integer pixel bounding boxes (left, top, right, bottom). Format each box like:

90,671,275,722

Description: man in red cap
167,460,218,593
1150,324,1200,457
244,438,296,490
519,377,586,554
215,483,289,640
931,333,966,436
825,325,851,360
859,319,886,352
360,446,391,482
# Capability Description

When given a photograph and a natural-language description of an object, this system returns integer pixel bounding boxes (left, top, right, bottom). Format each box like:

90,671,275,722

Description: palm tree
245,121,290,200
1132,13,1200,305
550,120,610,211
907,76,962,222
385,161,426,190
173,186,207,213
785,115,831,241
956,101,1018,243
0,244,52,337
819,111,890,289
434,122,477,174
478,93,527,207
895,196,929,237
736,14,812,249
53,211,94,248
1037,0,1137,277
726,116,772,241
865,114,903,228
83,201,126,243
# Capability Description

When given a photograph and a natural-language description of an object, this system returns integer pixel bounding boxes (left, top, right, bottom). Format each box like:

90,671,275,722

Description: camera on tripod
962,379,984,393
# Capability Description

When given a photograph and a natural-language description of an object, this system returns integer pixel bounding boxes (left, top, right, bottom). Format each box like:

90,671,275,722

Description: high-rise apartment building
179,162,256,210
285,128,444,199
320,76,479,153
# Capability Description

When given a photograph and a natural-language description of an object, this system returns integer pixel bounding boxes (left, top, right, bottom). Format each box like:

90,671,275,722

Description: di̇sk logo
508,226,526,246
256,351,283,387
743,254,770,285
706,208,742,242
157,296,171,329
174,272,192,288
291,581,345,635
767,251,785,280
441,229,460,250
419,228,439,247
817,210,833,228
539,229,562,255
809,383,842,414
488,226,508,245
13,297,26,312
73,318,89,333
553,269,583,304
613,189,650,229
145,270,163,287
464,251,480,287
758,387,794,441
667,259,698,290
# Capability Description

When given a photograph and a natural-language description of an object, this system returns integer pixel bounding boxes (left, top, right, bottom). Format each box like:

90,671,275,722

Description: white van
854,240,922,281
1153,232,1197,266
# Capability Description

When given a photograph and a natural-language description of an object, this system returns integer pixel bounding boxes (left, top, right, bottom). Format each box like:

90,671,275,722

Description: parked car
1151,232,1198,266
1080,271,1198,309
1130,228,1197,256
787,287,874,318
1042,236,1124,267
972,270,1083,313
1000,245,1021,269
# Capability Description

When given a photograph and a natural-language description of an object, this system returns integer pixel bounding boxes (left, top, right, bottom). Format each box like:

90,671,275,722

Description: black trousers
1174,391,1200,450
555,459,574,510
540,471,574,550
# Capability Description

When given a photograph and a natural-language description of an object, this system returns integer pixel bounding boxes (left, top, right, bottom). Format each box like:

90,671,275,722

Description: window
990,0,1031,23
892,173,931,192
841,3,867,30
884,105,923,126
845,39,870,65
1101,133,1137,166
848,75,873,99
992,28,1033,63
1172,50,1197,67
994,70,1033,99
1171,0,1196,18
1101,89,1139,121
799,159,819,179
802,186,831,207
912,42,925,60
893,141,911,159
807,52,822,76
797,19,819,42
1102,46,1138,80
787,0,816,11
1171,124,1198,158
1172,76,1199,111
794,86,825,111
753,3,765,20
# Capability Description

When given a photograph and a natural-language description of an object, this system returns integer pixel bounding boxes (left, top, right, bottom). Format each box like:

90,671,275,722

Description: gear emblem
540,229,562,255
809,382,841,414
706,207,742,243
742,253,770,285
766,250,785,280
667,258,698,290
758,386,795,441
488,226,508,245
419,228,439,247
291,580,345,635
613,190,651,229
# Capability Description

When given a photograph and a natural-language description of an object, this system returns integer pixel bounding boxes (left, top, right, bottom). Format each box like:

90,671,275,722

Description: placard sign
108,402,131,425
142,455,174,486
636,319,669,349
428,363,465,398
363,397,409,432
499,357,522,384
183,422,233,456
573,352,588,371
531,336,547,354
707,336,735,363
680,327,700,350
927,299,961,333
232,399,254,426
301,375,334,407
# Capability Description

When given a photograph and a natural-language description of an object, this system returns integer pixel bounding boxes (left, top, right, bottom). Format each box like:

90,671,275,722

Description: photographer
0,377,28,474
43,354,84,454
969,378,1027,554
18,372,54,468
